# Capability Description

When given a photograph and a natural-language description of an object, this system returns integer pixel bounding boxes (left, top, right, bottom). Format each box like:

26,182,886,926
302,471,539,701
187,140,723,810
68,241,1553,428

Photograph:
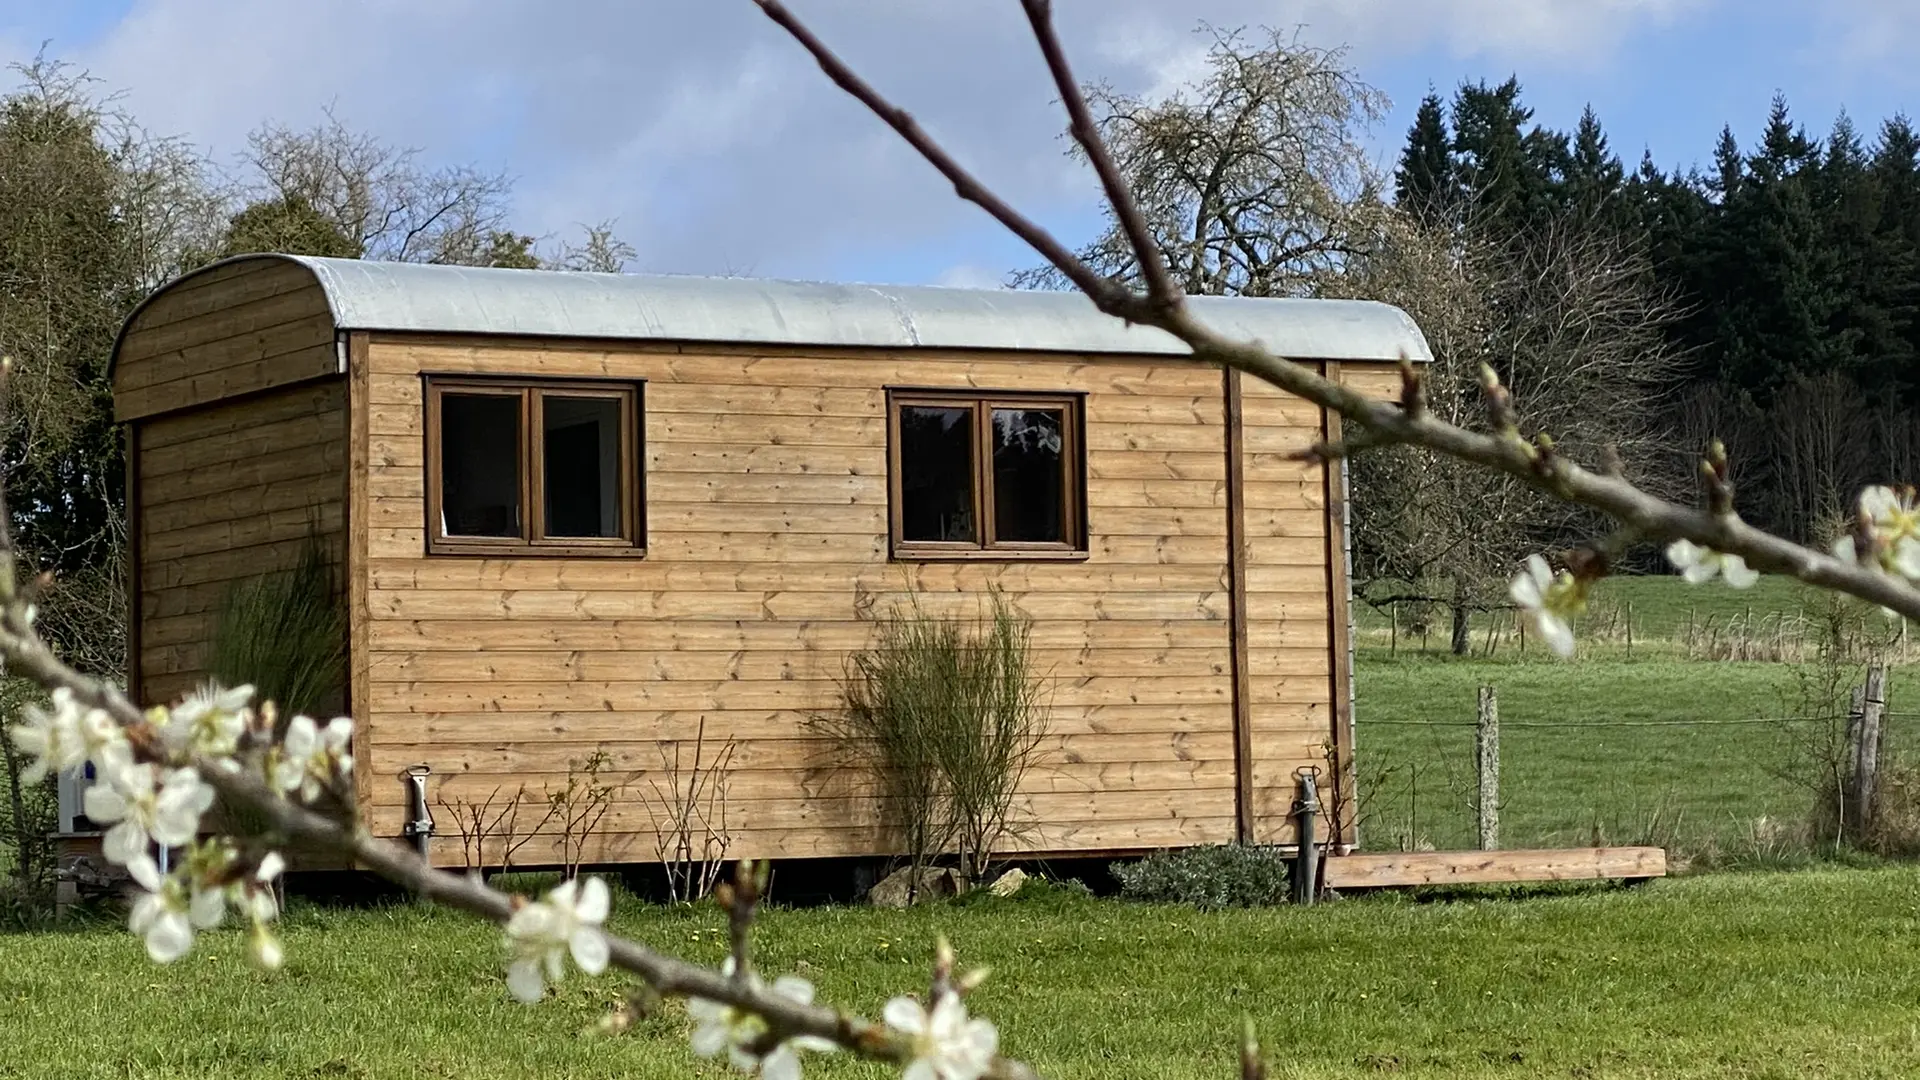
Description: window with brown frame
887,389,1086,559
425,377,644,556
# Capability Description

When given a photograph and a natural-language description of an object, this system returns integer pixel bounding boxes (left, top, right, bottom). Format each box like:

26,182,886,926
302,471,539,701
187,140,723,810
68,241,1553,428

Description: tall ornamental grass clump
817,593,1051,891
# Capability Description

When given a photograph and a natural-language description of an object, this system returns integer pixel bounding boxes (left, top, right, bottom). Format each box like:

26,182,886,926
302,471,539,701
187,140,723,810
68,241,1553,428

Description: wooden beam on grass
1322,846,1667,889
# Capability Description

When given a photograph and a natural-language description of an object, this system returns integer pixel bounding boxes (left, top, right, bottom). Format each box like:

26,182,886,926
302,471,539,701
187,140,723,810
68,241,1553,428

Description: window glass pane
440,393,521,537
542,395,625,538
991,407,1066,543
899,405,975,543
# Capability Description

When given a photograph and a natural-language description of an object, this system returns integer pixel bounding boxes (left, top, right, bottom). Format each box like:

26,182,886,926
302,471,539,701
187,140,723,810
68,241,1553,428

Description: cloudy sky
3,1,1916,287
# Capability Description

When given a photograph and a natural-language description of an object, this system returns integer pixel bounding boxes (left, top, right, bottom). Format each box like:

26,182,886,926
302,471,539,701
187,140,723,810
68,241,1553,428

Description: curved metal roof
118,253,1433,364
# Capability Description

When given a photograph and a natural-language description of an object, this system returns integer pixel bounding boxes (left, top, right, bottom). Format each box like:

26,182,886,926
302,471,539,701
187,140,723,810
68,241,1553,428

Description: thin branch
1017,0,1181,309
747,0,1140,317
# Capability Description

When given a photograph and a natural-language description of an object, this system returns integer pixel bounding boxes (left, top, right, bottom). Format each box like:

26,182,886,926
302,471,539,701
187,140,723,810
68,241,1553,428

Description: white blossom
1832,528,1920,580
1834,485,1920,581
163,682,254,761
503,876,610,1002
884,992,999,1080
269,715,354,802
9,687,129,784
1665,539,1759,588
688,958,837,1080
85,763,215,883
237,851,287,970
124,857,223,964
1861,485,1920,541
1508,554,1584,659
127,858,195,963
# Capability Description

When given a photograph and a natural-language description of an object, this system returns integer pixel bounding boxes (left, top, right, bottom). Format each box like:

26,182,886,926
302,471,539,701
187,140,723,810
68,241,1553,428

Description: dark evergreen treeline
1393,80,1920,541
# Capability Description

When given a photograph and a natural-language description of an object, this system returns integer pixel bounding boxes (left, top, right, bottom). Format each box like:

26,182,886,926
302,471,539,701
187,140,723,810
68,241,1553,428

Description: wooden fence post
1848,664,1889,837
1476,685,1499,851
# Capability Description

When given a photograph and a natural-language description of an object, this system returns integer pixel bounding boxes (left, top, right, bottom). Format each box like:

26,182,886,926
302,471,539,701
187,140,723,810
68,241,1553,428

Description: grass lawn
8,869,1920,1078
1350,575,1920,857
1354,652,1810,853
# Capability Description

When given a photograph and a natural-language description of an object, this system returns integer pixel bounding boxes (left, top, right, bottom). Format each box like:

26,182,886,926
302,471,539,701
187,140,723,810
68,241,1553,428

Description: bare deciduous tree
238,107,513,264
1342,209,1687,650
1014,25,1385,297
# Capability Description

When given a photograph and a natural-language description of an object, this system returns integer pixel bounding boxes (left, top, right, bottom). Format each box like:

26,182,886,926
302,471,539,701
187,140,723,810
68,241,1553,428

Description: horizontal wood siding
114,260,337,421
1238,377,1334,843
361,337,1328,865
136,381,348,707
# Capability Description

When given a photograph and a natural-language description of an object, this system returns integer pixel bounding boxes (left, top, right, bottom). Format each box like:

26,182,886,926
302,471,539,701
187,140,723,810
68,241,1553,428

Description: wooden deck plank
1322,847,1667,889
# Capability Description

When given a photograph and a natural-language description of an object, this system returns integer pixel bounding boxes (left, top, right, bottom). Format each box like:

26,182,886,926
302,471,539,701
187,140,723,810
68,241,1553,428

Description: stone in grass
868,865,965,908
987,868,1028,897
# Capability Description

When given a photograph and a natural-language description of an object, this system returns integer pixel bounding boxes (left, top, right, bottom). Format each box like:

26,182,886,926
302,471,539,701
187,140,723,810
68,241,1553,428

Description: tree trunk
1449,581,1471,656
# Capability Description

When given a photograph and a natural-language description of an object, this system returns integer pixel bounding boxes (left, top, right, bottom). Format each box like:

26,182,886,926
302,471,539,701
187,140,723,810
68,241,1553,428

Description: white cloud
933,263,1008,290
0,0,1715,283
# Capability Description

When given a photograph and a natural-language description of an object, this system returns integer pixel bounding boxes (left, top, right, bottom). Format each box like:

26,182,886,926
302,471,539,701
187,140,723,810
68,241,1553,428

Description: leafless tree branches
1013,26,1386,297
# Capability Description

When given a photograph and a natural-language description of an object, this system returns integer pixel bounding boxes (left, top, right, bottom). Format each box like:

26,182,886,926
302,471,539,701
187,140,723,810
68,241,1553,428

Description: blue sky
3,1,1915,286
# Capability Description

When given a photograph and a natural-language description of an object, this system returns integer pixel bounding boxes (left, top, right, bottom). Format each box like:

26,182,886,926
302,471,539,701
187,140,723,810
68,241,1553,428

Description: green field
9,870,1920,1078
1351,575,1919,859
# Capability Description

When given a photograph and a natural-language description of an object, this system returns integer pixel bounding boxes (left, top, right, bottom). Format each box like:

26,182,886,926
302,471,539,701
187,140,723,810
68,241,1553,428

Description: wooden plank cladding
1322,847,1669,889
359,337,1270,864
113,259,337,421
134,381,348,707
113,252,1431,869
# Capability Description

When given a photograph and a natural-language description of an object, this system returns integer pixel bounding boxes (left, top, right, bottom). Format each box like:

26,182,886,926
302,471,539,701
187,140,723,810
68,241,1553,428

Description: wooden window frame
886,387,1088,562
424,376,645,558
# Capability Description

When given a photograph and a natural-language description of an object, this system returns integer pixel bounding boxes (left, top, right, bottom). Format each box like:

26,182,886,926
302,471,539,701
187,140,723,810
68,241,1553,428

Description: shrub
815,592,1051,890
209,532,346,717
1109,845,1291,910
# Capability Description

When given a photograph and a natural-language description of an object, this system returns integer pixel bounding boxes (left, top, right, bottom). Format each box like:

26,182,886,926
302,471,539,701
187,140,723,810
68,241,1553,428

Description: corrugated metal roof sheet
125,253,1434,363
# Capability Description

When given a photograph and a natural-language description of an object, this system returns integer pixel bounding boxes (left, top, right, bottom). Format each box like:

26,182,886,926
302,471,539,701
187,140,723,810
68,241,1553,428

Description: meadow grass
8,870,1920,1079
1351,575,1920,857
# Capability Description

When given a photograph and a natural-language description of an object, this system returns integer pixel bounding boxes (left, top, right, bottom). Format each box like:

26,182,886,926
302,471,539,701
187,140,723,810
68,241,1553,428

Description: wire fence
1351,695,1919,860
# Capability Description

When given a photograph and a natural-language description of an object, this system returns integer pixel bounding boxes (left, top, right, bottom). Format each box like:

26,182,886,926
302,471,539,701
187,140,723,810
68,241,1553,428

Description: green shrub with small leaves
1109,845,1290,910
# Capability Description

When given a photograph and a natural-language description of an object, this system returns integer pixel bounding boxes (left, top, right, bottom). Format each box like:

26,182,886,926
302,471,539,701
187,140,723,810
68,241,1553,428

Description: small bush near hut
1109,844,1290,909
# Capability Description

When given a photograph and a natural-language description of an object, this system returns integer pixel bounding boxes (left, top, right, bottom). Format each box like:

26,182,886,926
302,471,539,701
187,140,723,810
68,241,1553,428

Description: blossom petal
772,974,816,1006
1861,485,1899,521
251,924,284,970
189,886,226,930
689,1018,731,1058
1665,539,1702,570
506,957,546,1003
104,820,148,867
145,911,194,963
84,782,128,824
962,1017,1000,1062
762,1046,803,1080
282,715,317,758
883,996,928,1036
126,853,162,891
1720,555,1759,589
1832,535,1859,564
1538,613,1576,658
569,927,609,975
1508,570,1542,607
574,876,609,924
1893,537,1920,580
